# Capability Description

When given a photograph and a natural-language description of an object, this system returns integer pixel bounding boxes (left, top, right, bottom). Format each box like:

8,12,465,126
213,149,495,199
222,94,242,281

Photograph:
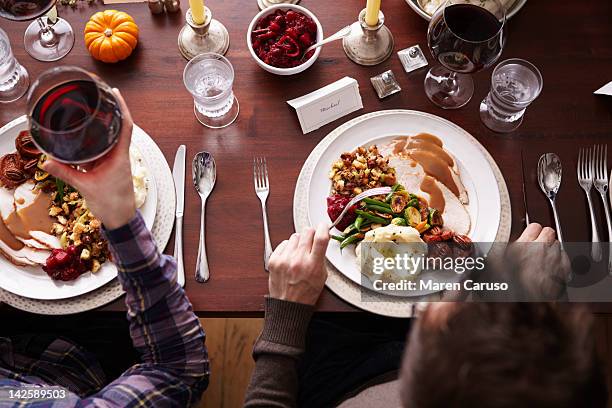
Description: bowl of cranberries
247,4,323,75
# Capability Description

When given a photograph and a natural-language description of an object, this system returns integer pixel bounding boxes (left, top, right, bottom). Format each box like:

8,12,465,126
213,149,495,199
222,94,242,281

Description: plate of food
300,110,509,296
0,116,157,300
406,0,527,21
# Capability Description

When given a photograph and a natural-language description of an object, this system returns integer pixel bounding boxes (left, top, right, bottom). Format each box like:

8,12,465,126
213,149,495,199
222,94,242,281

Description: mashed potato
129,147,148,209
356,224,427,283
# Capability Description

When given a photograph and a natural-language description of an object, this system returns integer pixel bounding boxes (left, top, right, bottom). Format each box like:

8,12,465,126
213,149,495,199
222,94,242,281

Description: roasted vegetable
365,203,395,214
331,235,345,242
355,209,391,225
404,206,422,227
340,233,365,249
415,221,430,234
391,217,407,226
385,184,401,202
354,215,365,231
362,197,390,208
390,194,407,213
429,208,443,226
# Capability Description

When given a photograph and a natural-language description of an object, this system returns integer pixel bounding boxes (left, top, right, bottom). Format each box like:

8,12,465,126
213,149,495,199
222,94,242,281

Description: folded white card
595,81,612,96
287,77,363,134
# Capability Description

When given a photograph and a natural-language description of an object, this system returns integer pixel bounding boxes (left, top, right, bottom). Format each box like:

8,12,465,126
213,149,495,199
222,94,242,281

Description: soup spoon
301,25,352,61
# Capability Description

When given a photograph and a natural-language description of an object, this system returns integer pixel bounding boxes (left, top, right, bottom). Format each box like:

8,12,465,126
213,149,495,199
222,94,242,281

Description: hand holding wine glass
424,0,506,109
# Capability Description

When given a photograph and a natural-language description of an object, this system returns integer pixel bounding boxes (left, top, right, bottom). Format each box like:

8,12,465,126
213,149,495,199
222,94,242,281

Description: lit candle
189,0,205,25
365,0,381,26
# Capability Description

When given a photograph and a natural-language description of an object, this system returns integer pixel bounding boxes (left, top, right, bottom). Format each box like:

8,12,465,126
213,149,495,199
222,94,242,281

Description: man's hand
512,223,571,298
268,223,330,306
43,89,136,230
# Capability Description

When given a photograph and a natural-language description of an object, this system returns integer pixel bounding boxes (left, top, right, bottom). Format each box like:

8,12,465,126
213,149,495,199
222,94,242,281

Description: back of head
400,303,607,408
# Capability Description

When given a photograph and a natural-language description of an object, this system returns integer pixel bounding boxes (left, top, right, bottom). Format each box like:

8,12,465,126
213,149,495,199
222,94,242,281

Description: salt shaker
163,0,180,12
148,0,164,14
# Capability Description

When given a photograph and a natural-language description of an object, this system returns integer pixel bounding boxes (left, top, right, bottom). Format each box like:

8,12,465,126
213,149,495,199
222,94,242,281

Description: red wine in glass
424,0,506,109
28,67,122,164
0,0,55,21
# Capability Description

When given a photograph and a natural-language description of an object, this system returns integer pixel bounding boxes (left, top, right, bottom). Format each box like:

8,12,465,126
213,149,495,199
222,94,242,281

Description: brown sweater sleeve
243,297,314,408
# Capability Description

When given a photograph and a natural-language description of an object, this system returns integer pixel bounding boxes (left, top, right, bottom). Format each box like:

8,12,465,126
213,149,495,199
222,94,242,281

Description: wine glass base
479,98,524,133
24,17,75,62
424,65,474,109
0,64,29,103
194,98,239,129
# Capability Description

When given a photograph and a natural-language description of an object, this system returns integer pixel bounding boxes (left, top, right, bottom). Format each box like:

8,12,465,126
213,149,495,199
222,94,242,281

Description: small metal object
577,147,602,261
253,157,273,271
178,7,230,60
342,9,394,66
172,145,186,287
193,152,217,283
147,0,164,14
397,45,428,73
537,153,564,249
329,187,392,230
162,0,180,12
520,149,530,226
257,0,299,10
371,70,401,99
592,145,611,273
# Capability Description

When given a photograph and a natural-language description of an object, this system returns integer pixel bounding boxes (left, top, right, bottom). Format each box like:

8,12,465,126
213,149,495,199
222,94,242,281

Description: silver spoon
537,153,564,246
193,152,216,283
301,25,352,61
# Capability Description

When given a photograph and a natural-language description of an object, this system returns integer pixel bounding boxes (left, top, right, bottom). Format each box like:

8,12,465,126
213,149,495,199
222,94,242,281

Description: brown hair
400,303,607,408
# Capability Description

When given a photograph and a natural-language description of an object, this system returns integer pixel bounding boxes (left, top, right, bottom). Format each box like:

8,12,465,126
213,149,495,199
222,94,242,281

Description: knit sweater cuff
260,297,314,349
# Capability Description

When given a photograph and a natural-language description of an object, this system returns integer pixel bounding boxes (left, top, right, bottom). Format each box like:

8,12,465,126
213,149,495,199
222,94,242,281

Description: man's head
400,303,607,408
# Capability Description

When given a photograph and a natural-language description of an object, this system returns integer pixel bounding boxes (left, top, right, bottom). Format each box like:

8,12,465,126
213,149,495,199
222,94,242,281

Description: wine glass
27,66,122,164
0,0,75,62
424,0,506,109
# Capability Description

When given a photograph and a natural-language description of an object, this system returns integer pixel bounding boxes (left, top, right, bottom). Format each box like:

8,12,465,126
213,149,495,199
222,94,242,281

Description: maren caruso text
372,279,509,292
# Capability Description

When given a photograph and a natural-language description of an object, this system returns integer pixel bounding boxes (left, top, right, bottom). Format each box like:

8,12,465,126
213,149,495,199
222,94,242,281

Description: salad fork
593,145,612,272
253,157,273,271
577,147,602,262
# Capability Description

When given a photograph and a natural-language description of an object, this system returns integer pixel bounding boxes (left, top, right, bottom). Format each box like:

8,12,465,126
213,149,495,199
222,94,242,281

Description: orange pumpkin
84,10,139,63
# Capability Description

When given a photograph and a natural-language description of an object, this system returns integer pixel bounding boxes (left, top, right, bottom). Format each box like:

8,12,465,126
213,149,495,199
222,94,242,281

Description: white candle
190,0,205,25
365,0,381,26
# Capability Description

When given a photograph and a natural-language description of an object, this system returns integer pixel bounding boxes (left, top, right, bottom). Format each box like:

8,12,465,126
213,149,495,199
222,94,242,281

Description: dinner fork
329,187,393,230
593,145,612,272
577,147,602,262
253,157,273,271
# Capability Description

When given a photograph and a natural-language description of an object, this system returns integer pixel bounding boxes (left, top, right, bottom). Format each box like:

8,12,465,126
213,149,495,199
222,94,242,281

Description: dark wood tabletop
1,0,611,315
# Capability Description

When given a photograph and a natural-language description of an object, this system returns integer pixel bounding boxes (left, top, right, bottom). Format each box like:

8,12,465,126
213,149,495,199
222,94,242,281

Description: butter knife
172,145,186,287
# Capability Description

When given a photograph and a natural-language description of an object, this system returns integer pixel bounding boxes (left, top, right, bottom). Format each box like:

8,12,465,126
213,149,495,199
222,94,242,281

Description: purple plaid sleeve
79,212,210,406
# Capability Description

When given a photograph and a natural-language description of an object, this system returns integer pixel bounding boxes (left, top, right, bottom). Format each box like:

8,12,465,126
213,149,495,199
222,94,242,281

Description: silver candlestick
257,0,299,10
178,7,230,60
342,9,394,66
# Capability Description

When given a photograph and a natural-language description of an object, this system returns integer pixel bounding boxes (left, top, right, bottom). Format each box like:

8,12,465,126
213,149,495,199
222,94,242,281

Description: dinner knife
173,145,186,287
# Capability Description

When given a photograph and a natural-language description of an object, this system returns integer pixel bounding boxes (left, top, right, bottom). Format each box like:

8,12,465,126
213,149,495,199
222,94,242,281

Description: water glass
183,53,239,129
480,58,543,133
0,28,29,104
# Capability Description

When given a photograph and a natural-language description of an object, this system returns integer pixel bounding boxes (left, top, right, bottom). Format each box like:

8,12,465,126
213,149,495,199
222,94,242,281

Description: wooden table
1,0,611,314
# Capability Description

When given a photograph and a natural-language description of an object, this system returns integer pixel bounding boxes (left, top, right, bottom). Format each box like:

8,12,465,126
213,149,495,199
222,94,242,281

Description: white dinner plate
0,116,157,300
405,0,527,21
304,110,502,294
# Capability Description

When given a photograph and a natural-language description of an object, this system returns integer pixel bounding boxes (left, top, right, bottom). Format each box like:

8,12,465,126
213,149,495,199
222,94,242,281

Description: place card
595,81,612,96
287,77,363,134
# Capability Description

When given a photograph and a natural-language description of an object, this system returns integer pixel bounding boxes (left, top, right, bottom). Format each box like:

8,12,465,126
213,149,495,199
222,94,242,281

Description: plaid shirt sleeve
78,211,209,407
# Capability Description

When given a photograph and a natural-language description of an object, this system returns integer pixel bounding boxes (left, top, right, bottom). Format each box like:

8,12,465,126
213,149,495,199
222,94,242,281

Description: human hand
268,223,330,306
43,89,136,230
511,223,571,298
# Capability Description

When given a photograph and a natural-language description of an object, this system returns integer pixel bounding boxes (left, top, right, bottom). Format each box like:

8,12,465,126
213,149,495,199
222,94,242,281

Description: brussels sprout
406,198,419,208
390,194,408,213
34,170,49,181
404,207,421,227
391,217,407,226
429,209,443,226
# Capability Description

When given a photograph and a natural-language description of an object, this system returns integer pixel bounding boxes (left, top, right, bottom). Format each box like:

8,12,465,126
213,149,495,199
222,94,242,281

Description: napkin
594,81,612,96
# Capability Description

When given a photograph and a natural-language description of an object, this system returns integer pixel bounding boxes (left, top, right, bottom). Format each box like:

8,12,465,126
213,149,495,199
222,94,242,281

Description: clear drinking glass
0,2,75,62
479,58,543,133
183,53,239,129
0,27,29,103
425,0,506,109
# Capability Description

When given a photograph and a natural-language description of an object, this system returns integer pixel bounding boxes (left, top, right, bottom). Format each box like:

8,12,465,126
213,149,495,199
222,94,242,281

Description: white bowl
247,4,324,76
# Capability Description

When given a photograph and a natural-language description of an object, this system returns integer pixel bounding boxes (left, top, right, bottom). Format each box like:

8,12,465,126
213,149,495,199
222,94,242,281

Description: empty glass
0,27,29,103
183,52,239,129
480,58,543,133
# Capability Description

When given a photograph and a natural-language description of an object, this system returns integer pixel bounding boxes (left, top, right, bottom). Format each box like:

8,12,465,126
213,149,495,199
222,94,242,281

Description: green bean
340,234,364,249
354,215,364,230
331,235,345,242
343,224,357,235
385,184,402,203
362,197,390,208
406,198,419,208
355,210,391,225
365,204,395,214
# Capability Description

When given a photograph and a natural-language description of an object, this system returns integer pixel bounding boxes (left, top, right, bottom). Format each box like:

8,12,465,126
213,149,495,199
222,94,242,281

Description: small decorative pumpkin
84,10,139,63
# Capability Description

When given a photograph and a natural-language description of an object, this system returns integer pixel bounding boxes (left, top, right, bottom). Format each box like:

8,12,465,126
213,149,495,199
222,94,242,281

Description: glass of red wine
0,0,74,62
424,0,506,109
27,66,122,164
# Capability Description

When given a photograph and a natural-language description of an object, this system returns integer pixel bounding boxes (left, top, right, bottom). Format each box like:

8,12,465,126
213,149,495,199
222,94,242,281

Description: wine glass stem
37,18,59,48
